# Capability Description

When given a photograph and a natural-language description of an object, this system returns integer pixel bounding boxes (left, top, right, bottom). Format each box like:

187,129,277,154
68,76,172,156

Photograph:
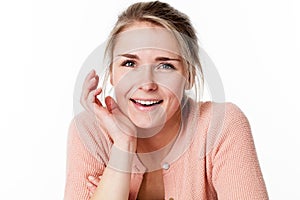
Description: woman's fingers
105,96,118,113
86,90,104,114
80,71,137,147
81,70,99,108
81,70,102,113
88,175,101,186
84,69,95,83
87,75,99,90
87,181,97,190
93,88,102,106
87,175,102,197
82,70,96,92
87,88,101,105
104,96,137,140
87,182,97,197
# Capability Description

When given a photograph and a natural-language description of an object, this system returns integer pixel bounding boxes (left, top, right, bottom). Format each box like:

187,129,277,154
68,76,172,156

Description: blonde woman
64,1,268,199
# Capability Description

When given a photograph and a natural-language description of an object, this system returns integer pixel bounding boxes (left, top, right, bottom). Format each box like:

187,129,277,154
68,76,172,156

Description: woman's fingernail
87,182,93,187
88,176,94,181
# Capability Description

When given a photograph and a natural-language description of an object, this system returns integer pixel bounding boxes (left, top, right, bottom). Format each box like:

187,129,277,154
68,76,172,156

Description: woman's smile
130,98,163,112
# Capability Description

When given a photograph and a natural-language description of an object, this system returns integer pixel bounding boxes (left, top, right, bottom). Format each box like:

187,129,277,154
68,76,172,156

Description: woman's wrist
113,134,137,153
114,140,137,153
107,143,136,173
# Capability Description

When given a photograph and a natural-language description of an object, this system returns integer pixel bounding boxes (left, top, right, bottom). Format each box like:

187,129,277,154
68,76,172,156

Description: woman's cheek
154,72,186,101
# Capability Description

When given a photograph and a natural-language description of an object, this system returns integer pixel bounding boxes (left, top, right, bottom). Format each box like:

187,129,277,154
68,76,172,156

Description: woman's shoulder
198,101,247,121
192,100,251,141
184,99,248,133
196,101,252,143
189,101,252,159
199,101,244,112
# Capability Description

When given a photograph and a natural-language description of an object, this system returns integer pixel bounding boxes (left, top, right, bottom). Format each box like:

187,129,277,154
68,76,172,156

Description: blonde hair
101,1,203,102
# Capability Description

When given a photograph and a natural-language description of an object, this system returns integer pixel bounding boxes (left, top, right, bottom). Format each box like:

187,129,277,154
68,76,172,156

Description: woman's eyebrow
117,54,181,62
118,53,139,59
155,57,181,62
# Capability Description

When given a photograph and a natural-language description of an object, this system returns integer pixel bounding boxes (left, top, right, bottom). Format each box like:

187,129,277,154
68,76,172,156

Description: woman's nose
138,65,158,92
139,82,158,91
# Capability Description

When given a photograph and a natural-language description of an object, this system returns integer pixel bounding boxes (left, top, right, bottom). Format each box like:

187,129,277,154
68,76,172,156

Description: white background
0,0,299,199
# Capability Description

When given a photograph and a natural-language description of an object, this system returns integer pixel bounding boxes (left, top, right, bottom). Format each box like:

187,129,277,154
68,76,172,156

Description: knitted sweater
64,101,269,200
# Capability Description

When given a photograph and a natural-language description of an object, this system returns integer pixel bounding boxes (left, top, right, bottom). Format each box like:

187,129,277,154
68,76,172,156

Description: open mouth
130,98,163,107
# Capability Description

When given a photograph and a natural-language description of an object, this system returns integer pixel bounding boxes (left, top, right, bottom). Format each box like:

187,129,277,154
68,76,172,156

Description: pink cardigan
64,101,269,199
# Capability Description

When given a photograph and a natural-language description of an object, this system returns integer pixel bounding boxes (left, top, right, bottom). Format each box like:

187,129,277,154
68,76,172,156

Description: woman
64,1,268,199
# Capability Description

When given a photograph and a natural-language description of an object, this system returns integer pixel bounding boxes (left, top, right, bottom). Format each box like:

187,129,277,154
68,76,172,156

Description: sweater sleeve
211,103,269,200
64,118,106,200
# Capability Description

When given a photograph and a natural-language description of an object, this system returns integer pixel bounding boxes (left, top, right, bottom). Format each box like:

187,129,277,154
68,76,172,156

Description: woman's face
110,22,187,131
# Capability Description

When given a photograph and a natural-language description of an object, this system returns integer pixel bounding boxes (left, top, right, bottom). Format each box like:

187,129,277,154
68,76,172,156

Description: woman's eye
157,63,175,70
121,60,136,67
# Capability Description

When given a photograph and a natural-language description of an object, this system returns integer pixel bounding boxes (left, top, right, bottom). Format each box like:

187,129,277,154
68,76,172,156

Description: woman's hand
80,69,137,151
87,175,101,198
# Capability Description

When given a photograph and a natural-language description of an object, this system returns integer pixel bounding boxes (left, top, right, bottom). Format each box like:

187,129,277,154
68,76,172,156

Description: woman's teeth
132,99,163,106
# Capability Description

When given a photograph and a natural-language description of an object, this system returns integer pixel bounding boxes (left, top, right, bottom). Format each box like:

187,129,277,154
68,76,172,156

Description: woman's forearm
90,143,135,200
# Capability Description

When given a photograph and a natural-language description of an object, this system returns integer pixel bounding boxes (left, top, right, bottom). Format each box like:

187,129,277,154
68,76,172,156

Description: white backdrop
0,0,299,199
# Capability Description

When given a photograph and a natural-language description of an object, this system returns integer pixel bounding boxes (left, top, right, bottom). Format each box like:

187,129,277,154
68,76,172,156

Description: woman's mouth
130,98,163,111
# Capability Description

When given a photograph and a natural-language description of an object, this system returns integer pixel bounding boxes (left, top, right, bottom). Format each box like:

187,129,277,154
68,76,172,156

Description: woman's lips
130,98,163,111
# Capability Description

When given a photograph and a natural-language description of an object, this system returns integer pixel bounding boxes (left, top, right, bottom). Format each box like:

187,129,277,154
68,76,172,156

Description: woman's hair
101,1,204,102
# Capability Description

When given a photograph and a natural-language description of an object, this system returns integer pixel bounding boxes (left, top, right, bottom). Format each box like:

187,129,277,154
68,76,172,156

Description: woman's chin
128,107,167,127
130,117,165,138
132,118,164,129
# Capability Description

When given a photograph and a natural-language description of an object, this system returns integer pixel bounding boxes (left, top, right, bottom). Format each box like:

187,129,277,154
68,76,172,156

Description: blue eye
157,63,175,70
121,60,136,67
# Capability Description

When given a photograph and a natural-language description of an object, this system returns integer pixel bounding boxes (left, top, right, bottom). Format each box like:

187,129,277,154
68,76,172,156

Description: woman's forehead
113,23,181,57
